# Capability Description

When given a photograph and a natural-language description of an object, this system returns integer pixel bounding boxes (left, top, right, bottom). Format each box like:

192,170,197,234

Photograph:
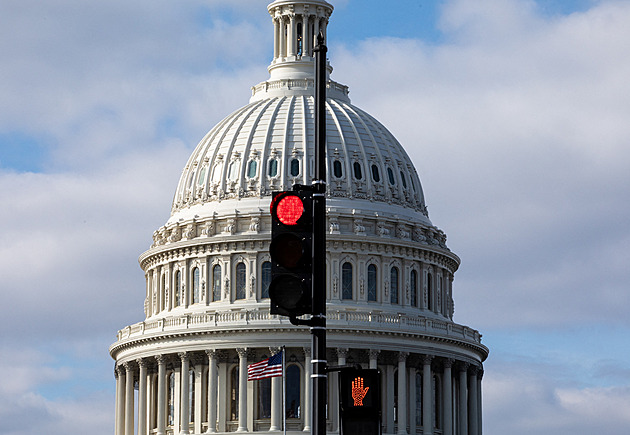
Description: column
478,368,484,435
422,355,433,435
273,17,279,60
279,17,286,58
115,365,125,435
385,365,395,434
302,347,312,432
206,350,218,433
408,367,416,435
469,367,479,435
179,352,190,435
442,359,454,435
369,349,380,370
137,359,148,435
302,15,310,57
124,362,135,435
270,374,282,431
194,364,203,434
397,352,408,435
236,348,248,432
333,348,348,432
288,14,296,57
458,363,469,435
313,17,320,48
217,359,228,432
156,355,167,435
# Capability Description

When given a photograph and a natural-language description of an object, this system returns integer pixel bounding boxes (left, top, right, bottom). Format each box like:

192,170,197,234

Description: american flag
247,351,283,380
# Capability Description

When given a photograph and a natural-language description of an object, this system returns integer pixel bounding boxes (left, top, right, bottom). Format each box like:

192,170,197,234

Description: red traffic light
272,194,304,225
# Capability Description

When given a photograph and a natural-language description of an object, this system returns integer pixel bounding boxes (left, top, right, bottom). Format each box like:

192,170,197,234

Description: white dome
169,91,430,227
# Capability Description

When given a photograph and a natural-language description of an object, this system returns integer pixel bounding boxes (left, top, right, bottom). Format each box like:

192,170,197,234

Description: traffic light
269,190,313,317
339,368,381,435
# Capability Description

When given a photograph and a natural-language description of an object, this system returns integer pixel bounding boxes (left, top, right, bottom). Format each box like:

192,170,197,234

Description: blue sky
1,0,629,434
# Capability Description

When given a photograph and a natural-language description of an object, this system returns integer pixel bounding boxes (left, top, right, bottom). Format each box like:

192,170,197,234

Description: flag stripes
247,351,283,380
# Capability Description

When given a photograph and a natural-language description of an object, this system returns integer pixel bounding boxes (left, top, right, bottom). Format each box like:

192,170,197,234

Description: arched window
230,367,239,421
410,270,418,307
353,162,363,179
367,264,377,302
433,374,441,429
387,167,396,185
261,261,271,299
341,262,353,300
167,372,175,426
235,262,246,300
192,267,200,304
333,160,343,178
198,167,207,186
161,274,166,310
290,158,300,177
297,22,303,56
427,272,433,311
258,377,271,418
437,275,443,314
174,270,181,307
415,372,423,426
286,365,301,418
247,160,258,178
268,159,278,177
390,267,399,304
212,264,221,302
371,164,380,182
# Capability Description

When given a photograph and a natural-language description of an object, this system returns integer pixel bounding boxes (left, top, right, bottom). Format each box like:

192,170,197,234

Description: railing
115,307,483,346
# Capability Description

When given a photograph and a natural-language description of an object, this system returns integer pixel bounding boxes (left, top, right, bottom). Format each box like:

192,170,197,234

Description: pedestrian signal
339,368,381,434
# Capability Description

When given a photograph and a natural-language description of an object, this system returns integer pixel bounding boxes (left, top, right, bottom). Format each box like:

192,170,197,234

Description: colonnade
114,347,482,435
272,9,329,62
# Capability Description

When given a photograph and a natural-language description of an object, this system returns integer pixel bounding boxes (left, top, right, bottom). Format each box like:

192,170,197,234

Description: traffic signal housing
269,190,313,317
339,368,381,435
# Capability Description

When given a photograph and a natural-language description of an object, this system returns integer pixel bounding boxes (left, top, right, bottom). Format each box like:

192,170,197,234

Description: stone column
273,17,279,60
478,368,484,435
217,359,227,432
333,348,348,432
442,359,454,435
458,363,469,435
422,355,433,435
156,355,167,435
124,362,135,435
279,17,286,58
270,347,282,432
288,13,296,57
408,367,417,435
236,348,248,432
369,349,380,370
194,364,203,434
385,365,395,434
137,359,148,435
206,350,218,433
302,14,310,57
313,17,320,47
115,365,125,435
469,367,479,435
179,353,190,435
302,347,312,432
397,352,408,435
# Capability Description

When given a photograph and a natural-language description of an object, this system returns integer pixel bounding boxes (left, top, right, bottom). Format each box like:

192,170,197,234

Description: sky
1,0,629,433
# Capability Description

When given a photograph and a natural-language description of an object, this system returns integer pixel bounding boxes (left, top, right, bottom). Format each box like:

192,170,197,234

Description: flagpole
282,345,286,435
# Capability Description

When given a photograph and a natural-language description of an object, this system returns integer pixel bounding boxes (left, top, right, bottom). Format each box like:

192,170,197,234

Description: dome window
367,264,377,302
410,176,416,192
235,262,246,300
198,167,207,186
333,160,343,178
400,171,407,189
212,264,221,302
387,167,396,185
390,266,399,304
228,161,240,181
261,261,271,299
353,162,363,180
371,164,380,182
342,262,353,300
268,159,278,178
290,158,300,177
247,160,258,179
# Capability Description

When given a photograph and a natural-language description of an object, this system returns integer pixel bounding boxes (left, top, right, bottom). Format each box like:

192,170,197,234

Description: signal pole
312,33,327,435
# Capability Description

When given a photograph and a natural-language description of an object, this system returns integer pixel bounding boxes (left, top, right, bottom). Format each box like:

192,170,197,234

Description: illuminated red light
275,195,304,225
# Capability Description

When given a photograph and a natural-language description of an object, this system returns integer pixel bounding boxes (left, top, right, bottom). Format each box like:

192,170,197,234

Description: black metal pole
312,32,327,435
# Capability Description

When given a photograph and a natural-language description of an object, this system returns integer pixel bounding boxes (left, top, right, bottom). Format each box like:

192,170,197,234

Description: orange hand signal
351,377,369,406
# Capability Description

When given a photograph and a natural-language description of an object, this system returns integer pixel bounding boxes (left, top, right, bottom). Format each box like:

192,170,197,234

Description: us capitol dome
110,1,489,434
